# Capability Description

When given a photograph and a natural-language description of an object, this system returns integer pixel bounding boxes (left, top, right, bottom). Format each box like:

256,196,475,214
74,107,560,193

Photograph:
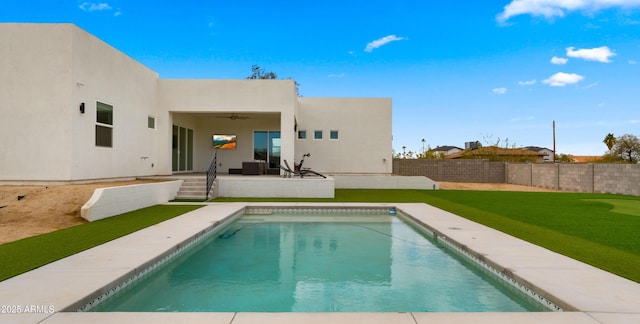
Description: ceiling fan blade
214,114,250,120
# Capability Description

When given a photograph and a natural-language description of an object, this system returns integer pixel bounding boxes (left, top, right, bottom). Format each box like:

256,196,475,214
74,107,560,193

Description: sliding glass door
254,131,280,169
172,125,193,172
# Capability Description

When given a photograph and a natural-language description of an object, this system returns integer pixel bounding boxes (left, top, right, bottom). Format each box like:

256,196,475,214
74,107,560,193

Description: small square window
298,130,306,139
314,130,323,139
148,116,155,129
330,130,339,140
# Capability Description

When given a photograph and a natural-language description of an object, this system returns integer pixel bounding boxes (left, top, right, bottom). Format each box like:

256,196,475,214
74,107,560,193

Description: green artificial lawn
2,190,639,284
214,189,640,282
583,199,640,217
0,205,202,282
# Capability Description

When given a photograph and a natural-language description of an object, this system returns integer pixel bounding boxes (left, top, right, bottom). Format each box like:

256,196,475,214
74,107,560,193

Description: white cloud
543,72,584,87
518,79,537,86
79,2,112,12
629,60,637,64
328,73,346,78
566,46,615,62
492,87,507,95
551,56,568,65
364,35,405,52
497,0,640,23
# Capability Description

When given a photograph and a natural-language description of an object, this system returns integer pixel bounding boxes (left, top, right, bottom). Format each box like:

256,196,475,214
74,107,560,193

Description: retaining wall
80,180,183,221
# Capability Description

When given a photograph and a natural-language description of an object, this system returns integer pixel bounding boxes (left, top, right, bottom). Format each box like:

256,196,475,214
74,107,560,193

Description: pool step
175,178,214,200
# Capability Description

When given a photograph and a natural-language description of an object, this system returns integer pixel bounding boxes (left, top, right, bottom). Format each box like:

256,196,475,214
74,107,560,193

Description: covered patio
168,111,293,176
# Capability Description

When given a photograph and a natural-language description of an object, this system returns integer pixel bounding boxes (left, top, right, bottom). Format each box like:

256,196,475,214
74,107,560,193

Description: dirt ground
437,181,557,192
0,180,161,245
0,180,554,245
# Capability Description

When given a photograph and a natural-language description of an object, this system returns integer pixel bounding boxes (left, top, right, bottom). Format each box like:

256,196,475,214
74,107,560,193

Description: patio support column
280,111,295,173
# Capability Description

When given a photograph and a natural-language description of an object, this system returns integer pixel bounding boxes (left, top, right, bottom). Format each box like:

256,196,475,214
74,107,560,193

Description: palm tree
603,133,616,152
402,146,407,159
421,138,426,157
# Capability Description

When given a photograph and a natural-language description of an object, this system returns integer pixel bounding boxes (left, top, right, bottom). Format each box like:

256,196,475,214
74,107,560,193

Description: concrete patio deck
0,203,638,323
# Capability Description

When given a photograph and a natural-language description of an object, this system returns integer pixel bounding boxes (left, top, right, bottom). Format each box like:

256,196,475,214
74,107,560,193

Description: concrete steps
174,178,213,199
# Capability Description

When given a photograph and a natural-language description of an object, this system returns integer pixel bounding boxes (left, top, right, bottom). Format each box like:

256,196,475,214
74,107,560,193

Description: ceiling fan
216,113,250,120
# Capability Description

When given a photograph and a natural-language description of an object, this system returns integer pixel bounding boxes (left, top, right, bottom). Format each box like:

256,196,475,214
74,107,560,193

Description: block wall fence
392,159,505,183
393,159,640,196
506,163,640,196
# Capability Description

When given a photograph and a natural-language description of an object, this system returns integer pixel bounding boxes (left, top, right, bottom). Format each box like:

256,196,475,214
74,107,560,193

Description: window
96,102,113,125
330,130,339,140
148,116,155,129
314,130,323,140
298,130,306,139
96,102,113,147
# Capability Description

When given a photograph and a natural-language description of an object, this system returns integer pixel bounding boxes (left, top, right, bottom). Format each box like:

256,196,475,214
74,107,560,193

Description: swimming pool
3,203,638,323
88,207,551,312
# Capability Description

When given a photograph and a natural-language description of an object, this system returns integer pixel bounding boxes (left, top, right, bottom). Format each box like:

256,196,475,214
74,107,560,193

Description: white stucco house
432,146,463,157
523,146,554,163
0,23,393,183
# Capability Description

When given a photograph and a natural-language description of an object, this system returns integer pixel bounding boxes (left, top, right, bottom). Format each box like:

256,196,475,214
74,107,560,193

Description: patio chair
300,169,326,178
280,160,294,178
294,153,327,179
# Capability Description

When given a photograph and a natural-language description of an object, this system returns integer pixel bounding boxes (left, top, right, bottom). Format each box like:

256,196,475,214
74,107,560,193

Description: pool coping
0,202,639,323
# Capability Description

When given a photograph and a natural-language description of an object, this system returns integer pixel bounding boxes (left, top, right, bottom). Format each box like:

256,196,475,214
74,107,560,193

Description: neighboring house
0,24,392,182
523,146,554,162
446,146,546,162
432,146,463,156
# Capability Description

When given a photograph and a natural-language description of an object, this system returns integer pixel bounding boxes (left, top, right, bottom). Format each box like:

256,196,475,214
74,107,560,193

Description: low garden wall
81,180,183,221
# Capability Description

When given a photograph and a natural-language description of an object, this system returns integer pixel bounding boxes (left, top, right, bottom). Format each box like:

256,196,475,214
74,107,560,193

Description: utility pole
552,120,556,163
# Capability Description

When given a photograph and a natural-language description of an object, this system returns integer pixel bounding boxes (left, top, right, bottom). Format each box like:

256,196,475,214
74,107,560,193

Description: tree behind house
246,64,300,96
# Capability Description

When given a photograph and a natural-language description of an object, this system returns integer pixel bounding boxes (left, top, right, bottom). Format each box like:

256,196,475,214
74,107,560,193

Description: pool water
90,210,549,312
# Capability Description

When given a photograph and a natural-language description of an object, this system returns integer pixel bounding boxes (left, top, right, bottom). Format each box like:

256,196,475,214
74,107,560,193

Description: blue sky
2,0,639,156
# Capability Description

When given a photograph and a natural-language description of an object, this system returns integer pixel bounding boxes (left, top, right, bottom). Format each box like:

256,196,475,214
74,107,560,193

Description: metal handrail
205,150,217,199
